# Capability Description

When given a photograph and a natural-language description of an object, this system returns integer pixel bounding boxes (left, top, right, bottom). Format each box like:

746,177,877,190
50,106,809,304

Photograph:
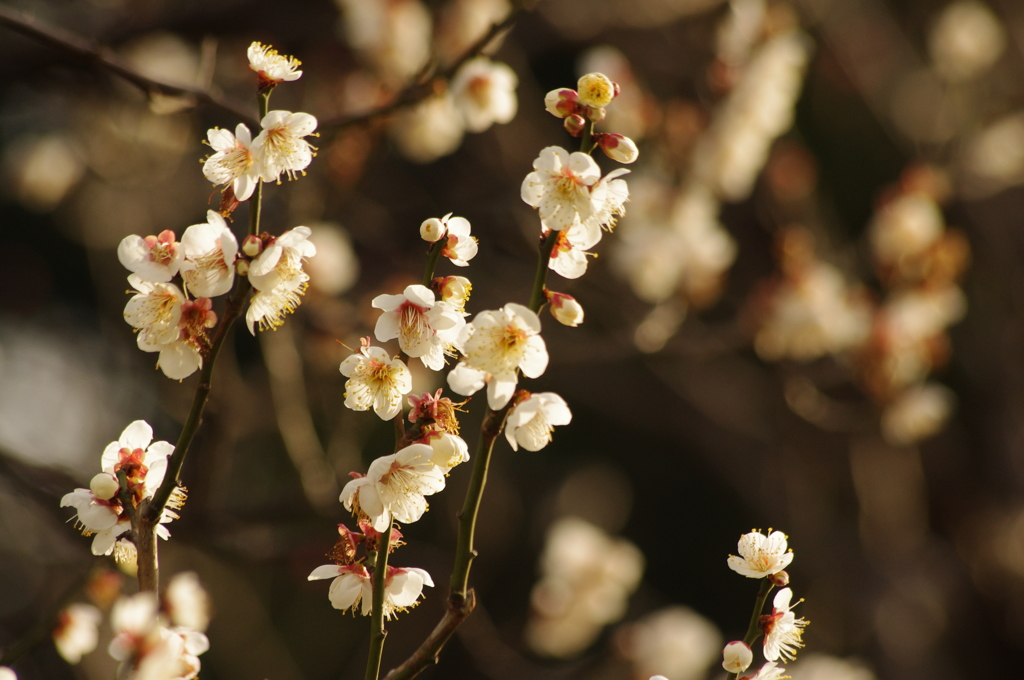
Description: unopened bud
235,259,250,276
577,72,616,108
597,133,639,164
585,106,606,123
90,472,120,501
435,275,472,313
768,570,789,587
563,114,587,137
420,217,446,243
544,88,580,118
242,234,262,257
722,641,753,674
548,291,584,327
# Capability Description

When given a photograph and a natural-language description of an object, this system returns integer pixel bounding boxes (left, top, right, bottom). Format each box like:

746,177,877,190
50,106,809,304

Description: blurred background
1,0,1022,679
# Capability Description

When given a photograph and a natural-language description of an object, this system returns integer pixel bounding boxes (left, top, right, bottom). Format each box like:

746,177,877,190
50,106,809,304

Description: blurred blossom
305,222,360,295
614,181,736,308
450,58,518,133
2,134,85,212
717,0,767,67
960,112,1024,196
881,382,955,446
435,0,510,62
749,230,871,362
120,32,200,87
390,94,465,163
164,572,211,633
542,0,726,39
53,603,102,664
693,28,812,201
525,517,644,658
335,0,431,84
869,192,944,275
616,606,723,680
928,1,1006,84
787,654,877,680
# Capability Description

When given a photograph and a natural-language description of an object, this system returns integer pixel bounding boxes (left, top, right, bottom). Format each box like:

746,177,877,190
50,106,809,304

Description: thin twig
0,4,258,128
320,3,527,132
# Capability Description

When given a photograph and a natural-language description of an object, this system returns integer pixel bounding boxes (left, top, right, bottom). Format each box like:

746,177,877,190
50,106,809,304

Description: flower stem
528,229,559,313
249,91,269,237
727,578,775,680
365,521,394,680
580,121,595,154
422,240,444,287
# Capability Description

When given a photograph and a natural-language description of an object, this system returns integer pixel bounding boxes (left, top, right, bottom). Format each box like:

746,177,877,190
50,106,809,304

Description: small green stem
365,521,394,680
528,230,559,313
727,578,775,680
580,122,595,154
248,90,270,237
422,240,444,287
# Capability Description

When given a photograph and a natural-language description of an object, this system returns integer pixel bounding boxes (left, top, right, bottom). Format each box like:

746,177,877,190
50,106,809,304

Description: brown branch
320,3,528,132
0,4,258,128
383,590,476,680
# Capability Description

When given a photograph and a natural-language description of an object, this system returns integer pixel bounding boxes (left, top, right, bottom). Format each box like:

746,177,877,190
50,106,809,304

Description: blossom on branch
307,563,434,619
505,392,572,451
372,284,465,370
340,344,413,420
450,57,518,133
180,211,238,297
447,303,549,409
727,529,794,578
247,42,303,87
340,444,446,531
202,124,260,201
253,111,317,183
761,588,807,662
118,231,183,283
522,147,606,232
246,226,316,334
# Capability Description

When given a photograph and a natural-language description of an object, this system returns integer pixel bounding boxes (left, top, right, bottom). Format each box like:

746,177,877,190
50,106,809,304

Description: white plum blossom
450,57,518,133
521,146,606,232
762,588,807,662
252,110,317,183
101,420,173,496
439,215,478,266
584,168,630,234
505,392,572,451
164,572,211,633
436,275,472,314
340,345,413,420
307,564,433,619
340,444,446,531
180,211,238,298
423,431,470,472
202,124,260,201
247,41,303,85
118,230,183,283
53,604,101,664
246,226,316,334
548,292,584,327
447,303,549,409
107,591,208,680
743,662,788,680
723,641,753,674
550,220,601,280
577,72,617,108
728,530,794,578
124,275,185,348
372,284,465,370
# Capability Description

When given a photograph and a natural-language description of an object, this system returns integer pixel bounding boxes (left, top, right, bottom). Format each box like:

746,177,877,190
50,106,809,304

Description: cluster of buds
544,73,638,164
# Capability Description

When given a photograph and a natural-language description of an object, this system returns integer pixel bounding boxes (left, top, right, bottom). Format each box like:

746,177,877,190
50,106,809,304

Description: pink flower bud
544,88,581,118
235,259,250,276
585,106,606,123
596,133,639,164
90,472,120,500
722,641,753,673
420,217,446,243
242,234,263,257
563,114,587,137
768,570,790,587
548,292,584,327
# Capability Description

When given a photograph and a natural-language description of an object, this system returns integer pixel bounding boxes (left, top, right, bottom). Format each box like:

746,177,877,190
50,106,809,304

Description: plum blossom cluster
61,420,183,563
720,529,808,679
106,573,211,680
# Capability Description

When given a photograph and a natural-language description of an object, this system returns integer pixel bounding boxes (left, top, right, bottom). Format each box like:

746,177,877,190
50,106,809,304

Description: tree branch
0,3,258,127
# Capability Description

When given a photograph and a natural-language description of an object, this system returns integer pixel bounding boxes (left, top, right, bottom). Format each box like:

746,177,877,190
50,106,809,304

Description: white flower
60,487,120,535
616,606,723,680
424,431,470,472
164,572,211,633
108,592,160,663
53,603,102,664
0,668,16,680
436,275,472,314
728,530,794,578
118,230,183,283
252,110,317,183
180,211,238,297
762,588,807,662
247,227,316,334
372,284,465,370
109,592,207,680
101,420,173,496
450,57,518,133
743,662,788,680
124,275,185,348
584,168,630,233
390,93,465,163
548,292,584,327
202,124,260,201
505,392,572,451
929,1,1006,83
340,345,413,420
247,41,303,84
597,133,639,164
447,303,549,409
340,444,446,531
550,220,601,280
880,383,955,446
307,564,434,619
722,641,753,674
439,215,478,266
521,147,606,231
